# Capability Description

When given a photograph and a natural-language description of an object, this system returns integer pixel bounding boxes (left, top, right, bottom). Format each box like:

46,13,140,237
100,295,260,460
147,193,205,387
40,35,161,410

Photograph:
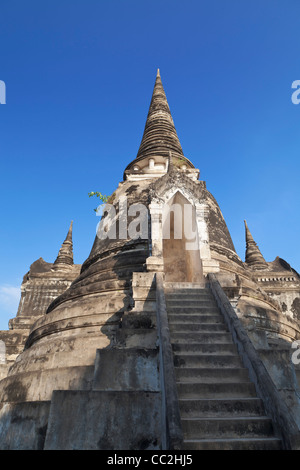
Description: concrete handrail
208,273,300,450
155,272,183,450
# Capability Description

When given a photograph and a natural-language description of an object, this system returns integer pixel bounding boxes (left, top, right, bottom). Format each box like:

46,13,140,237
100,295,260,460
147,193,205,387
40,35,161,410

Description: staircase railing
208,272,300,450
155,272,183,450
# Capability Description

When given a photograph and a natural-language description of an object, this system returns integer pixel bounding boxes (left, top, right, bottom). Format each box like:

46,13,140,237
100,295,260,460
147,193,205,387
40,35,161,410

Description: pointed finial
65,220,73,242
244,220,254,242
157,68,160,77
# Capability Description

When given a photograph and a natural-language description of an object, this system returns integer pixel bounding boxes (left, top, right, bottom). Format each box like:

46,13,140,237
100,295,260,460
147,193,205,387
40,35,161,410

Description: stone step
175,367,249,383
166,295,215,302
167,298,216,306
165,293,211,298
171,332,233,344
182,437,282,450
165,289,207,295
176,382,257,399
167,301,218,309
174,354,242,368
179,398,264,417
168,311,221,319
168,314,225,324
166,287,212,293
172,343,238,355
181,416,274,439
168,307,220,314
164,283,207,290
170,323,227,333
167,299,216,305
166,290,214,296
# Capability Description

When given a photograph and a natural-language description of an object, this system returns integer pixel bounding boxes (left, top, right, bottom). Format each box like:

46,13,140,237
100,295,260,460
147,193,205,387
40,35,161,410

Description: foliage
88,191,109,212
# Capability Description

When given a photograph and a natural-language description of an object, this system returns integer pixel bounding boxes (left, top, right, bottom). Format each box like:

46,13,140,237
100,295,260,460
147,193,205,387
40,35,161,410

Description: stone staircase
165,284,282,450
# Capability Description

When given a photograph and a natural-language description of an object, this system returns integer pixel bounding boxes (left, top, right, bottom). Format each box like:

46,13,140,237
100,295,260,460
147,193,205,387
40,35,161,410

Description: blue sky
0,0,299,329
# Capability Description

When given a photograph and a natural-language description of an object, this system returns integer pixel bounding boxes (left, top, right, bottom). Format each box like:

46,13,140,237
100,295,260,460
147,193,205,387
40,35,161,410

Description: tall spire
136,68,185,162
124,69,194,176
244,220,268,270
54,221,74,267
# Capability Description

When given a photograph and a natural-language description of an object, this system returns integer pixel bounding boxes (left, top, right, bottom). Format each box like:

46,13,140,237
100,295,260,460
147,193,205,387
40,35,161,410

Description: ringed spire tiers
124,69,196,179
53,221,74,267
244,220,268,270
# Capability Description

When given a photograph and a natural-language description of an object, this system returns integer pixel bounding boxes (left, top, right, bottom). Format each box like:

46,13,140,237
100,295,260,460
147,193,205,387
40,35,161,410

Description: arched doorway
162,191,203,283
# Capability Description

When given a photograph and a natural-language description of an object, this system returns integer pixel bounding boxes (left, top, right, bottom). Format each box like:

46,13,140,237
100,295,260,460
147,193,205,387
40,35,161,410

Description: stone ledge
44,390,162,450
